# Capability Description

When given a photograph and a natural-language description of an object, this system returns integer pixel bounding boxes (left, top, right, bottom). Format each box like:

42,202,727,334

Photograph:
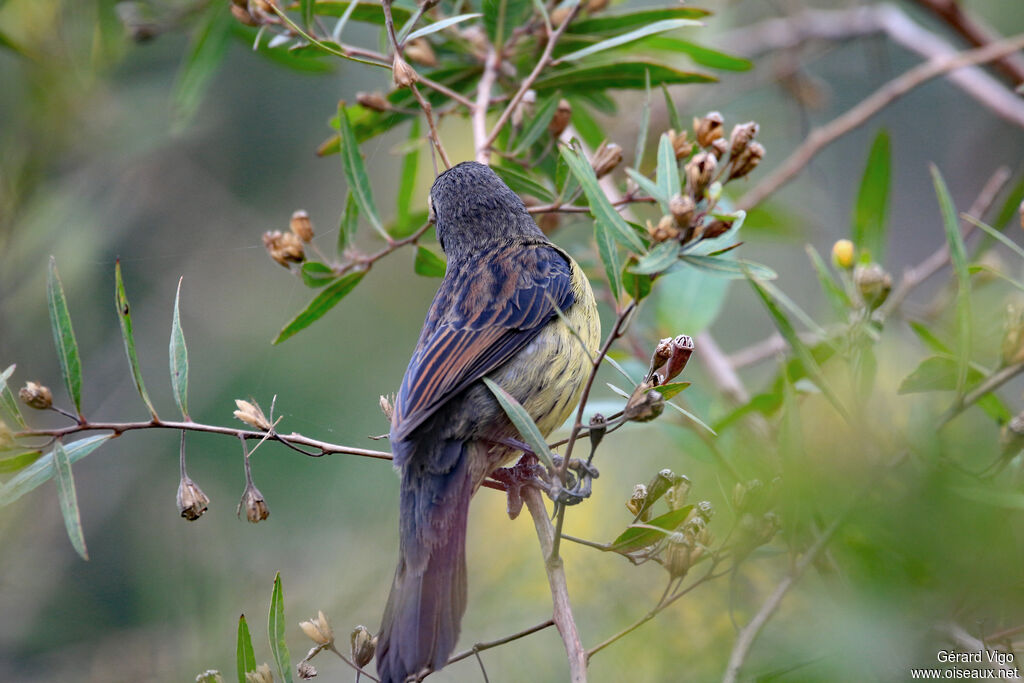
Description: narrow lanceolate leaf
414,246,446,278
338,190,358,253
406,13,482,41
0,451,43,474
169,277,190,419
656,132,681,203
300,261,338,288
557,19,702,62
681,254,777,280
236,614,257,683
0,364,26,429
852,130,891,262
805,245,851,319
300,0,314,28
396,119,421,227
962,214,1024,260
482,378,555,471
172,2,232,128
630,241,680,275
930,165,971,396
748,275,851,422
608,506,693,554
47,257,83,415
115,261,158,419
0,435,110,506
626,168,668,212
652,382,689,400
273,272,366,344
337,103,386,240
268,573,294,683
595,220,622,302
661,82,683,133
560,146,645,252
634,70,651,170
512,93,560,155
53,441,88,561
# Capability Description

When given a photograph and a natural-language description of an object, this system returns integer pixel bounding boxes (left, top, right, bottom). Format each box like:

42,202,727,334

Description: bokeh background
1,0,1023,681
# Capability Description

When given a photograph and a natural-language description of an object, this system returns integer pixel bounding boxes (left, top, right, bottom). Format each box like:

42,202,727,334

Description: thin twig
474,48,501,164
736,33,1024,212
409,84,452,169
478,6,581,158
446,619,555,665
939,361,1024,426
523,487,588,683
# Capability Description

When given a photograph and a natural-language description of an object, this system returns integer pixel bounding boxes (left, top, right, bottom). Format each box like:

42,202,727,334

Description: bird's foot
547,457,599,506
489,454,547,520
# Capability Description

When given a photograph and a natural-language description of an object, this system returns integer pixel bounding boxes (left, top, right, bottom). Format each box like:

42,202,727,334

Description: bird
376,161,601,682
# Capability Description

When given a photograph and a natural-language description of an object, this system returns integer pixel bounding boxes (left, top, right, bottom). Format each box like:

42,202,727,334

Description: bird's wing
391,242,575,442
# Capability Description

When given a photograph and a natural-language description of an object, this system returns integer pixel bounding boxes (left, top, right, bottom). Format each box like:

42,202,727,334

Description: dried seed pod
351,625,377,668
290,210,314,243
854,263,892,310
299,611,335,647
666,129,692,160
404,38,437,67
588,412,607,451
664,534,693,578
646,215,681,243
625,483,649,518
19,381,52,410
701,219,732,241
357,91,390,112
728,141,764,180
392,54,418,88
685,151,717,198
586,0,609,11
549,99,572,137
230,5,260,26
263,230,305,267
728,121,759,158
710,137,728,159
669,194,695,228
177,475,210,521
234,399,272,431
297,661,317,679
654,335,694,385
379,395,394,421
591,141,623,178
245,663,274,683
238,482,270,523
693,111,724,147
624,383,665,422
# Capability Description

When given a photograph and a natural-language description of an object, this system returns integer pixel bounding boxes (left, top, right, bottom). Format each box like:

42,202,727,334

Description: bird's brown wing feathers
391,243,574,442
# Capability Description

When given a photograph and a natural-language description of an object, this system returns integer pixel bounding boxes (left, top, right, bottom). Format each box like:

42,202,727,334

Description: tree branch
523,487,587,683
736,31,1024,212
446,619,555,665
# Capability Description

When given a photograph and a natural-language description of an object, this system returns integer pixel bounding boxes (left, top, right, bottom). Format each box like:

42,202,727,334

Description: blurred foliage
1,0,1024,682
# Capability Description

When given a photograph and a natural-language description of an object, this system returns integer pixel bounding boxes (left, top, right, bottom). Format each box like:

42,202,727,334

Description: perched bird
376,161,600,682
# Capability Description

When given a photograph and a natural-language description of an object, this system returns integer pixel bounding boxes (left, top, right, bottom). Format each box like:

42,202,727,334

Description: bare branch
446,619,555,665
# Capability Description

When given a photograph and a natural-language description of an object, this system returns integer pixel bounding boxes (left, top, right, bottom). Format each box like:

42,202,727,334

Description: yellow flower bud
831,239,855,270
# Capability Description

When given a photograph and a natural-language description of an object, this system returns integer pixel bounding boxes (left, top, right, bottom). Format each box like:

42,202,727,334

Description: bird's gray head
429,161,546,260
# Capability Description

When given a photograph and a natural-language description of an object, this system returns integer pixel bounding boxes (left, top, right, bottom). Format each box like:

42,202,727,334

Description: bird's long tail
377,439,474,683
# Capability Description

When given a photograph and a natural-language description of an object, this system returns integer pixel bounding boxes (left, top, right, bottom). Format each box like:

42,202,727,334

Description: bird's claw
490,455,547,520
546,457,599,506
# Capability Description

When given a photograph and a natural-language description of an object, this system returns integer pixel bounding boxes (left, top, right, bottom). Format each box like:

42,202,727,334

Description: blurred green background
1,0,1023,681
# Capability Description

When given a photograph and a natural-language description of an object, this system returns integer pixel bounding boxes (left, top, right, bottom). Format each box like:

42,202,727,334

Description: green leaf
631,241,680,275
53,441,88,560
314,1,413,25
568,100,605,150
300,0,314,27
47,257,83,416
638,37,751,71
406,13,482,41
512,93,560,155
559,146,645,252
681,254,777,280
557,19,702,63
962,214,1024,260
662,399,716,435
608,506,693,554
653,382,690,400
172,3,232,128
336,103,387,240
482,378,555,470
930,165,971,396
169,277,190,419
625,168,668,211
536,60,714,93
397,120,421,228
634,70,652,170
804,245,851,319
0,364,26,429
339,190,358,253
570,8,709,35
493,165,555,202
908,321,952,355
655,265,728,335
852,130,891,262
0,451,43,474
273,272,366,344
748,276,850,422
484,0,531,48
414,246,446,278
656,133,681,206
621,260,652,302
595,220,622,302
115,261,158,419
898,356,969,394
661,82,682,133
268,573,293,683
236,614,257,683
0,435,110,506
300,262,338,288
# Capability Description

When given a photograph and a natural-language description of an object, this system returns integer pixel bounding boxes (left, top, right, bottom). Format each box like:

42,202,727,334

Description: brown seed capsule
710,138,728,159
666,129,692,160
625,483,649,518
591,140,623,179
299,610,335,647
664,533,693,578
728,141,764,180
297,661,317,679
549,99,572,137
647,215,681,243
289,210,314,243
263,230,305,267
404,38,437,67
685,151,717,198
648,337,674,380
245,663,274,683
239,482,270,523
350,625,377,668
392,54,419,88
379,395,394,421
177,475,210,521
693,111,724,147
664,475,692,511
550,5,572,27
19,381,52,410
728,121,759,158
234,399,272,431
356,91,390,112
701,219,732,240
654,334,694,385
586,0,609,11
230,4,260,26
853,263,892,310
668,194,695,228
588,412,607,451
624,383,665,422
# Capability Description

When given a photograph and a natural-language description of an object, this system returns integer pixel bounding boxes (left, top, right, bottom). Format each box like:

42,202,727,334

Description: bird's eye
427,194,435,223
